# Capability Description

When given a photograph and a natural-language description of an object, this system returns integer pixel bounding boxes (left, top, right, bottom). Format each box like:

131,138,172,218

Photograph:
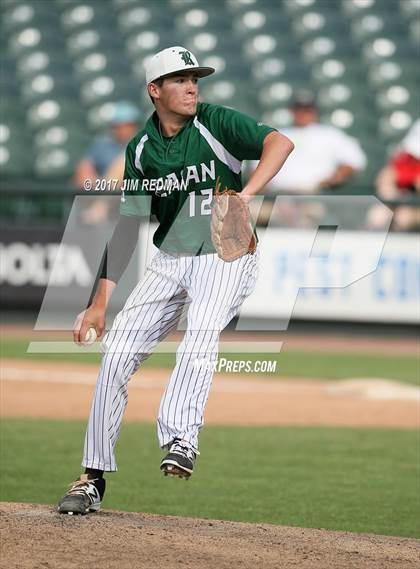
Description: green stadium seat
0,118,31,148
321,108,377,137
34,125,90,151
258,80,295,109
112,0,142,8
0,194,48,222
200,54,250,80
170,0,208,12
1,2,59,36
362,37,418,62
73,51,111,75
378,112,416,142
232,8,292,36
291,12,349,40
198,59,250,86
66,28,118,57
243,33,300,60
0,140,33,176
0,0,416,214
15,50,72,80
301,36,357,63
2,3,35,29
409,19,420,44
175,6,230,34
7,27,65,58
0,64,19,97
283,0,322,16
375,84,418,113
184,33,241,56
79,74,137,107
252,57,311,84
60,3,107,32
34,146,81,178
261,107,293,130
317,82,369,110
366,60,419,88
0,98,26,124
350,14,407,42
243,32,278,59
200,79,256,113
20,74,80,105
117,4,173,35
399,0,420,19
26,99,85,131
124,29,176,59
311,58,363,86
342,0,399,18
73,51,131,80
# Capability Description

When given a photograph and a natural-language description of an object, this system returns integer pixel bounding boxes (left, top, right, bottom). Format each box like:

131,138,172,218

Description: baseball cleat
57,474,105,515
163,464,191,480
160,439,199,480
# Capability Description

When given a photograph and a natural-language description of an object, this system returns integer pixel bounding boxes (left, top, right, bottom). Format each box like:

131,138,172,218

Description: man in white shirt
250,91,367,226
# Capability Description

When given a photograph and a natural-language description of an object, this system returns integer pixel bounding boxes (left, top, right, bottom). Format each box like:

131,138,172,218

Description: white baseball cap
145,46,215,84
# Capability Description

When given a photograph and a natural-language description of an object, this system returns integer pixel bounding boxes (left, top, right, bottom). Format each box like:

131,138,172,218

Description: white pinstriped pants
82,249,258,471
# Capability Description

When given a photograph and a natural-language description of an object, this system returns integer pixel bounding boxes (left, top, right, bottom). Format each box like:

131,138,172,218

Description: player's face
155,73,199,117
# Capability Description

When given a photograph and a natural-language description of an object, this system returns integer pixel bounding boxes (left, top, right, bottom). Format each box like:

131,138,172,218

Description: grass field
1,419,418,538
1,338,419,384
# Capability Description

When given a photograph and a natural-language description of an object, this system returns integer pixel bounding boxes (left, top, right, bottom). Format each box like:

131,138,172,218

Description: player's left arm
206,105,294,198
242,131,294,199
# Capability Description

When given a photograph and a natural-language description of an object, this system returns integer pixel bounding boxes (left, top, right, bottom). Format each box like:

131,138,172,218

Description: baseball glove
210,178,257,262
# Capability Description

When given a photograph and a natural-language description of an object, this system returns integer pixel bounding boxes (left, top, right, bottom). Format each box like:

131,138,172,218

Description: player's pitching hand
73,306,105,346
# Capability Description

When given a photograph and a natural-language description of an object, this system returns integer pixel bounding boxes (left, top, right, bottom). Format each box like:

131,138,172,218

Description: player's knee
99,350,141,386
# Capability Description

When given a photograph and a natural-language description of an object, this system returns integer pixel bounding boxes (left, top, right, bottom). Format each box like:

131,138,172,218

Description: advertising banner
240,229,419,324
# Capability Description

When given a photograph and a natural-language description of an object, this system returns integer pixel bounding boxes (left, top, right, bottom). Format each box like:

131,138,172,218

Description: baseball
82,327,97,346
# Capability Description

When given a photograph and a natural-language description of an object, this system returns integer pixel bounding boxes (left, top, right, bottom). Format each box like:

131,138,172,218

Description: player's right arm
74,137,150,345
73,214,141,344
73,281,111,345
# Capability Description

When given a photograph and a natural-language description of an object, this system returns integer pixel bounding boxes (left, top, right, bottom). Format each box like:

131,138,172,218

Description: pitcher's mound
1,502,418,569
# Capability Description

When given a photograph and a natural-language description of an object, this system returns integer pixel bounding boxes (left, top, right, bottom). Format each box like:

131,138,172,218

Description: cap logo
179,50,194,66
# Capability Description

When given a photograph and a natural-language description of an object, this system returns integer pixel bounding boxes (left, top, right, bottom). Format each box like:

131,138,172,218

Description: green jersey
121,102,275,254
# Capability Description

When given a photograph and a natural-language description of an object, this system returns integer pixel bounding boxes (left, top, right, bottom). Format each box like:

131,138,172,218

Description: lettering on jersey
123,160,216,197
164,173,183,193
184,165,200,185
180,159,216,188
201,160,216,182
153,177,188,197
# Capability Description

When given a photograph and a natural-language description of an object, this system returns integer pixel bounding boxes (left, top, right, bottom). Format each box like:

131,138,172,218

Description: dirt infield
1,502,419,569
2,359,419,428
1,334,419,568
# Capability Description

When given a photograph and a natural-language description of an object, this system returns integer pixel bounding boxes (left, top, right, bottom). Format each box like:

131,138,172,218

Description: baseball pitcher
58,46,294,515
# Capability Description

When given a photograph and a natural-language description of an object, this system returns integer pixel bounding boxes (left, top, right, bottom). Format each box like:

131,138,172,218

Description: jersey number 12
188,189,213,217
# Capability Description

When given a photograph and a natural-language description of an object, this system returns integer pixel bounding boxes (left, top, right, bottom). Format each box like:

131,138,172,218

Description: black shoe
160,439,199,479
57,474,105,515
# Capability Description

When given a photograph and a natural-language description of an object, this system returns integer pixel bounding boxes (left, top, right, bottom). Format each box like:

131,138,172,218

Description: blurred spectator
367,119,420,231
74,102,142,224
249,91,366,226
